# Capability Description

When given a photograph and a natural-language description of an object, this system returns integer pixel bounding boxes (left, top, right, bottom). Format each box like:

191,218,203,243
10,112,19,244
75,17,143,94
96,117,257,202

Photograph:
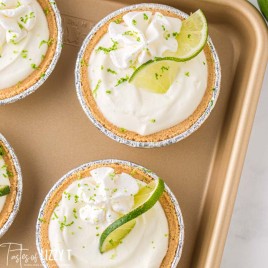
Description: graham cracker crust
39,162,181,267
79,8,216,143
0,0,59,101
0,142,19,229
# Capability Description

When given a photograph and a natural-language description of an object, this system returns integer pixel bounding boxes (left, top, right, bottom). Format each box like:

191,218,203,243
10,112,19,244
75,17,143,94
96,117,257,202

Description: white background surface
221,0,268,267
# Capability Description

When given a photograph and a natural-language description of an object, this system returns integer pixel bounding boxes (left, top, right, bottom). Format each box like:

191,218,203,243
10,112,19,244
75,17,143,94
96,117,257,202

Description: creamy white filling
0,156,10,213
88,11,208,136
0,0,49,90
48,167,169,268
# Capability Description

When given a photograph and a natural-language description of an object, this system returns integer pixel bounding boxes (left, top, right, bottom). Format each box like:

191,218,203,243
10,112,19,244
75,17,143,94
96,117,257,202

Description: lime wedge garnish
129,10,208,93
0,185,10,197
164,9,208,61
99,178,165,253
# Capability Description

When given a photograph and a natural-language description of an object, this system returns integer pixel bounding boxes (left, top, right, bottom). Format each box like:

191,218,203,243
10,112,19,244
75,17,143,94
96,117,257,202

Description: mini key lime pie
0,0,62,104
36,160,184,268
0,133,22,237
76,3,221,147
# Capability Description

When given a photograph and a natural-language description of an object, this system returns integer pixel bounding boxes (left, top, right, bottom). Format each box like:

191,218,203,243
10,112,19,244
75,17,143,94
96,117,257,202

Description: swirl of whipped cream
108,11,182,69
0,0,36,51
78,167,139,224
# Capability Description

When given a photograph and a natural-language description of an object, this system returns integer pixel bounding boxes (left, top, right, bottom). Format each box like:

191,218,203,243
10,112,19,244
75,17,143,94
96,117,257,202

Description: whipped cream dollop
49,167,169,268
0,0,36,48
0,0,49,89
108,11,181,69
0,153,10,213
78,167,139,224
88,11,208,136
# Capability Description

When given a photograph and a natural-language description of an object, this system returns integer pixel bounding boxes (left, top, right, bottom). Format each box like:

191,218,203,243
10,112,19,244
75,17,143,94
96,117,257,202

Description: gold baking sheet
0,0,267,267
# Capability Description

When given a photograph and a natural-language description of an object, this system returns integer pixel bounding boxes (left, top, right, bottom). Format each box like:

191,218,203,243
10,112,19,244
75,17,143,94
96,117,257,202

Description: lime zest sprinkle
185,71,190,77
164,33,171,40
80,59,89,67
38,217,46,223
143,13,148,20
107,68,117,75
114,18,123,24
59,216,74,231
0,185,10,197
43,7,50,15
21,49,28,58
132,19,137,25
96,40,118,54
115,75,129,87
16,81,22,88
74,194,79,203
0,145,5,156
93,79,102,98
122,30,140,42
73,208,78,219
20,11,35,24
130,169,137,176
150,119,156,123
31,63,39,70
39,38,53,48
6,170,13,177
64,191,72,200
161,66,169,72
106,90,112,94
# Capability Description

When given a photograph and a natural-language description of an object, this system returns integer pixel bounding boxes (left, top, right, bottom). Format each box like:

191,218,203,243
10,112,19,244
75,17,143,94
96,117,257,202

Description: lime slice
164,9,208,61
99,178,165,253
129,60,180,94
0,185,10,197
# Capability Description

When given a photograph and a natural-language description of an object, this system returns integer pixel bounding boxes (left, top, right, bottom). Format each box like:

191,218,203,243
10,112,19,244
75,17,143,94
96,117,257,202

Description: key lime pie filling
37,160,184,268
0,134,22,237
76,4,220,146
0,0,62,104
